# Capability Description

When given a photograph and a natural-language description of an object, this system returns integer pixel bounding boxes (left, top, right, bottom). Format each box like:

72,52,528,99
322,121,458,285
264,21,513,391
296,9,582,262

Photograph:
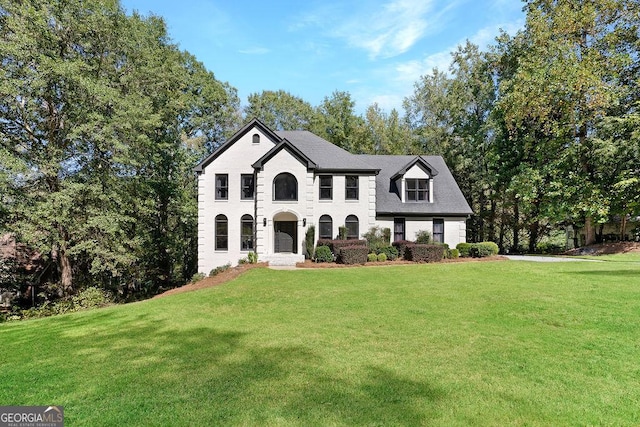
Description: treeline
1,0,639,302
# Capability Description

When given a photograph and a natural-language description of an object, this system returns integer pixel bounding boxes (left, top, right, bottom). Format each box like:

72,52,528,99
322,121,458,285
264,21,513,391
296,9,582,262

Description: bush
536,241,565,254
415,230,432,244
405,244,445,262
248,252,258,264
450,248,460,258
192,272,207,282
209,263,231,277
338,246,369,265
363,226,391,253
469,242,499,258
367,253,378,262
305,225,315,259
377,253,387,262
338,226,347,240
456,242,472,257
72,287,113,310
392,240,413,259
377,245,398,261
314,245,334,263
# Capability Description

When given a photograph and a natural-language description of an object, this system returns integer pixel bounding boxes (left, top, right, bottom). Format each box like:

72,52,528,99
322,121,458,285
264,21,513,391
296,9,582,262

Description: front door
274,221,297,253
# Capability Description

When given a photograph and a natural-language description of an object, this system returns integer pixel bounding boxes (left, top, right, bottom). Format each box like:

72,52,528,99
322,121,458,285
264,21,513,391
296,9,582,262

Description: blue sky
120,0,525,114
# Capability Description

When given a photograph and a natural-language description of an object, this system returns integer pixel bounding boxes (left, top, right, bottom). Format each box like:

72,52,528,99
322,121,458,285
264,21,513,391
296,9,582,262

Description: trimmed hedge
339,246,369,265
456,242,472,257
392,240,413,259
450,248,460,258
405,244,445,262
377,253,387,262
314,245,333,263
317,239,367,256
469,241,500,258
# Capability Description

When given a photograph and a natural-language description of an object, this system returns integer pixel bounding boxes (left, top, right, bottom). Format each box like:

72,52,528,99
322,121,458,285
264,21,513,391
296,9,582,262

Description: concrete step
263,253,305,267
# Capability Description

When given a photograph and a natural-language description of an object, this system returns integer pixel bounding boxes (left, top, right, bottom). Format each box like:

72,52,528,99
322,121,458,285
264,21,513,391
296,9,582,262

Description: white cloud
238,47,270,55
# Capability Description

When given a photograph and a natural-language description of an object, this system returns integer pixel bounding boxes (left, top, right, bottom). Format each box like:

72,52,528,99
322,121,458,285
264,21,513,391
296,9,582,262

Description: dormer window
252,133,260,143
406,178,429,202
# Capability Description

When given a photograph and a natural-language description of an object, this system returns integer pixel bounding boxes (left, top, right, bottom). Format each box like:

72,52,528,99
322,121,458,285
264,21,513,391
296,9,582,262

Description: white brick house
194,119,472,271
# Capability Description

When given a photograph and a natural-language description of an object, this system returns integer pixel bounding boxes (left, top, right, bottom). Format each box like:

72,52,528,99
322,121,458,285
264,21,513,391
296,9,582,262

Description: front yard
1,258,639,425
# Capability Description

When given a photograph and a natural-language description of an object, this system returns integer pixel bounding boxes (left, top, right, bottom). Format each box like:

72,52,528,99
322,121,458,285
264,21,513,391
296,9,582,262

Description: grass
1,258,640,426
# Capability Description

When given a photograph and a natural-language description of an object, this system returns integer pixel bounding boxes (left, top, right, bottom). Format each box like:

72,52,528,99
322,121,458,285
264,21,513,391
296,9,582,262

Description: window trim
273,172,298,201
319,175,333,200
215,174,228,200
215,214,228,250
241,214,254,251
345,175,359,200
241,174,255,200
319,214,333,239
405,178,429,202
345,215,359,240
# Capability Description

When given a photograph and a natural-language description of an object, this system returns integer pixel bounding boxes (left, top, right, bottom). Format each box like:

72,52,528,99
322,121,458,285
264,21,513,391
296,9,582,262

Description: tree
244,90,316,131
314,91,363,151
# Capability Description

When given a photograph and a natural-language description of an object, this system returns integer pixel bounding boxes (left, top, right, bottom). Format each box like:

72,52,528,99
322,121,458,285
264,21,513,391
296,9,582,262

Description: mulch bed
296,255,507,268
564,242,640,255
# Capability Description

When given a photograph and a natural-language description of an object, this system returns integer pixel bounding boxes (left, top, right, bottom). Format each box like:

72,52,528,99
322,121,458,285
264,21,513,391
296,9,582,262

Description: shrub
338,226,347,240
333,240,367,257
363,226,391,253
536,241,565,254
305,225,315,259
415,230,432,244
192,272,207,282
456,242,472,257
209,263,231,277
248,252,258,264
469,242,498,258
450,248,460,258
377,245,398,261
316,239,333,251
238,257,248,265
367,253,378,262
72,287,113,310
338,246,369,265
314,245,334,263
406,244,445,262
392,240,413,259
377,253,387,262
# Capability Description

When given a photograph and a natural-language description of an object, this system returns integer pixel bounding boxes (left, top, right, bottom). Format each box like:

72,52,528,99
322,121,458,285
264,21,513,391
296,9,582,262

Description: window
215,214,228,250
345,176,358,200
252,133,260,143
215,174,228,200
433,219,444,243
319,215,333,239
345,215,359,240
273,173,297,201
319,176,332,200
241,214,254,250
241,174,254,200
405,179,429,202
394,218,405,242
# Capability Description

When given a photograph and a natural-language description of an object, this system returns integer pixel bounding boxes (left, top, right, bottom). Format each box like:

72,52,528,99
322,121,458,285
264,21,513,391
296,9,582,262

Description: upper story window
215,214,228,250
215,174,228,200
319,176,332,200
345,175,358,200
273,173,297,201
405,178,429,202
241,174,255,200
252,133,260,143
319,215,333,239
345,215,359,239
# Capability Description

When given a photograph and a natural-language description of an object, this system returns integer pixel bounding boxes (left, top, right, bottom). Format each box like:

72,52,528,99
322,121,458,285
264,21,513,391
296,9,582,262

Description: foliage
363,226,391,253
338,246,369,265
338,226,348,240
450,249,460,258
208,263,231,277
191,273,206,283
415,230,432,244
19,286,113,319
469,242,499,258
377,253,388,262
392,240,413,259
405,244,445,262
244,90,317,131
304,225,315,260
367,253,378,262
377,246,399,261
314,245,334,263
456,243,473,258
248,252,258,264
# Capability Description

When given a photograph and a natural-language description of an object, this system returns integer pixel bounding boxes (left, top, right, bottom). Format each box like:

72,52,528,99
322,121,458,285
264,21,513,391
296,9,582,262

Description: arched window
215,214,228,250
241,214,254,250
319,215,333,239
252,133,260,143
273,173,297,201
345,215,359,240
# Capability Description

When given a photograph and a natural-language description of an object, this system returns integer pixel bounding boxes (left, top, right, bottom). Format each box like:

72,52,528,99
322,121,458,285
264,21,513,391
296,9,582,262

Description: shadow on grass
2,308,445,425
561,269,640,277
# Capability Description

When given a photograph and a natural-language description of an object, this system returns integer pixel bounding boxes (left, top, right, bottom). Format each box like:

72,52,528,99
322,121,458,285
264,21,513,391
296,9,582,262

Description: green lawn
2,259,639,426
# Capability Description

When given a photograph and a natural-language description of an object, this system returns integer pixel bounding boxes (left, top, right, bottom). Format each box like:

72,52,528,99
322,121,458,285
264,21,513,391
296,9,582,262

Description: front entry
274,221,297,253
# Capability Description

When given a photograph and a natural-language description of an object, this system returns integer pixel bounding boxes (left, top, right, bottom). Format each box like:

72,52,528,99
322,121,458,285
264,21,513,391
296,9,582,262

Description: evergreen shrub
406,244,445,262
339,246,369,265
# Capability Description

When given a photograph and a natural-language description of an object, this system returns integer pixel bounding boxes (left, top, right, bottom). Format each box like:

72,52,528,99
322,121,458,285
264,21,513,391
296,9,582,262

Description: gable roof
390,156,439,180
252,138,317,170
358,155,473,216
194,118,280,173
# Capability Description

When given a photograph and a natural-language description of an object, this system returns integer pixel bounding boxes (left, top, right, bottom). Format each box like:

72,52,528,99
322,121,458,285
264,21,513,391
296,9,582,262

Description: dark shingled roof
275,131,378,172
357,155,473,216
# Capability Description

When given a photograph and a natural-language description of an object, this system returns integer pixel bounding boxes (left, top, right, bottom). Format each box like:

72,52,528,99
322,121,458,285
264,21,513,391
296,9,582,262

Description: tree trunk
512,203,520,253
584,216,596,246
59,249,73,295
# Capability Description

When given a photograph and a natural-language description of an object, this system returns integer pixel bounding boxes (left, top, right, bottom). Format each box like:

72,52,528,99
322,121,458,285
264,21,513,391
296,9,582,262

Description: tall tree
314,91,363,151
244,90,316,131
